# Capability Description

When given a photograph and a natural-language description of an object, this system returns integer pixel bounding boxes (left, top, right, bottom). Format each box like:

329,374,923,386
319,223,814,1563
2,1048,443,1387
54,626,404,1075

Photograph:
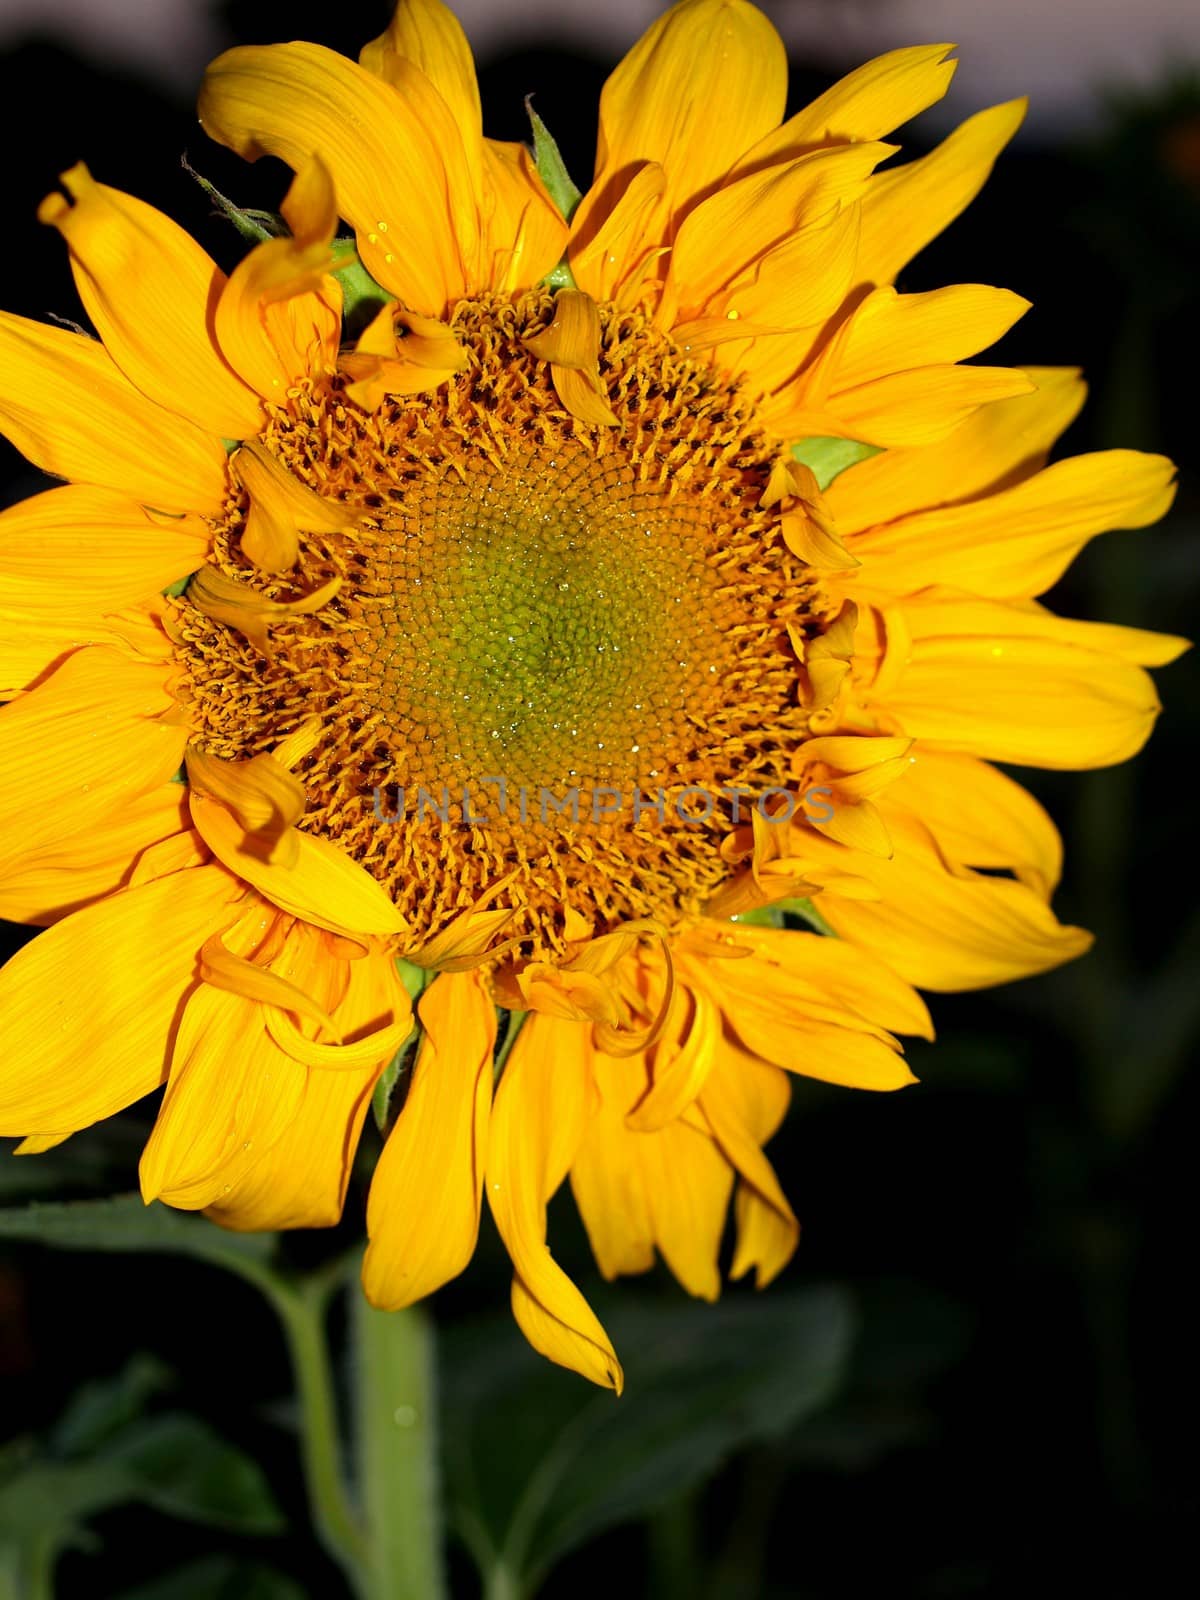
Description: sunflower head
0,0,1185,1392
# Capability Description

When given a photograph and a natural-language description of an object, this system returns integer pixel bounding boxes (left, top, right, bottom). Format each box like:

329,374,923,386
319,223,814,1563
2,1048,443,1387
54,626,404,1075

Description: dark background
1,3,1197,1595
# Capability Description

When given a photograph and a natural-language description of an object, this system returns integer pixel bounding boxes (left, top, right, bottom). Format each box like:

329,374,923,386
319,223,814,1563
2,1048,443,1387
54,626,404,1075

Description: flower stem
352,1294,448,1600
274,1275,369,1592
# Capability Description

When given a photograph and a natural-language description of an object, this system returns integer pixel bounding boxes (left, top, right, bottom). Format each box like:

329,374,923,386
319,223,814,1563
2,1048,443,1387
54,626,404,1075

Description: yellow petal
594,0,787,231
685,923,932,1089
568,1053,656,1281
0,784,193,927
0,485,205,694
207,948,408,1230
186,745,306,864
804,808,1091,991
819,364,1036,448
187,565,342,655
550,365,620,428
724,205,862,351
199,929,339,1037
231,437,357,573
889,747,1063,897
832,284,1031,392
189,792,407,938
828,366,1087,535
363,971,494,1307
214,157,341,399
733,44,958,169
520,289,619,426
865,594,1185,769
857,99,1027,285
698,1048,797,1287
0,311,228,515
406,888,519,972
569,161,669,309
625,986,720,1132
571,1043,738,1302
850,450,1177,600
487,1011,623,1390
522,288,604,370
200,42,474,311
140,979,306,1209
480,140,570,296
665,142,890,322
0,646,186,873
361,0,481,185
38,163,264,440
817,796,894,856
0,864,243,1137
14,1132,72,1155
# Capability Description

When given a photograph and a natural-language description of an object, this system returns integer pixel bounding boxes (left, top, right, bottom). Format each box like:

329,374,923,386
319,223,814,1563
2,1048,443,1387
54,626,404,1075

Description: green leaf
115,1557,307,1600
0,1195,280,1294
443,1286,855,1594
0,1457,128,1538
791,436,883,491
526,101,583,223
52,1354,172,1457
103,1413,284,1534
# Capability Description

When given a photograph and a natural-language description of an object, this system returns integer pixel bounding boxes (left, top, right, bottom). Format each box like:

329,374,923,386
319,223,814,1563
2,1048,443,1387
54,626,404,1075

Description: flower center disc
179,291,824,958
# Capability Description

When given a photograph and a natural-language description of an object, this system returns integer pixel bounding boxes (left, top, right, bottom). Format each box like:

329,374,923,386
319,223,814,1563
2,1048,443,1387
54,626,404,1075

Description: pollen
175,290,831,958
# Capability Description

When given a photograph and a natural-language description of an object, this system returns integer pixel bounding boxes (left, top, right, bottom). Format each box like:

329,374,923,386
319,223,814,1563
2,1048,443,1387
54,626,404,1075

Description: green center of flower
368,442,728,794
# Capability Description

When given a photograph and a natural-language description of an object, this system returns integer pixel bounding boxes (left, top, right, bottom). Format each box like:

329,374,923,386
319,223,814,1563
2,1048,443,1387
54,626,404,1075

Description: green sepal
792,436,884,491
371,960,430,1135
492,1008,527,1083
731,897,838,936
181,156,284,244
162,574,192,599
527,100,582,290
526,100,583,223
730,906,786,929
778,896,839,937
331,239,393,337
542,259,578,290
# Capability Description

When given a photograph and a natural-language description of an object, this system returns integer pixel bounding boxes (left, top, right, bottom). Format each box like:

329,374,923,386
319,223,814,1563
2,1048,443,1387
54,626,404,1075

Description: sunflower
0,0,1185,1391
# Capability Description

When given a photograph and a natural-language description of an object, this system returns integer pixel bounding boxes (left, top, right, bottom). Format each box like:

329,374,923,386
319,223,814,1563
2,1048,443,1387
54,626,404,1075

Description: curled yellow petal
38,162,264,440
340,304,468,410
487,1012,623,1390
214,155,341,398
187,566,342,655
792,599,859,711
199,928,341,1038
763,457,859,571
266,1006,409,1070
522,290,618,427
625,985,720,1133
232,438,358,573
185,744,306,865
190,791,408,939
